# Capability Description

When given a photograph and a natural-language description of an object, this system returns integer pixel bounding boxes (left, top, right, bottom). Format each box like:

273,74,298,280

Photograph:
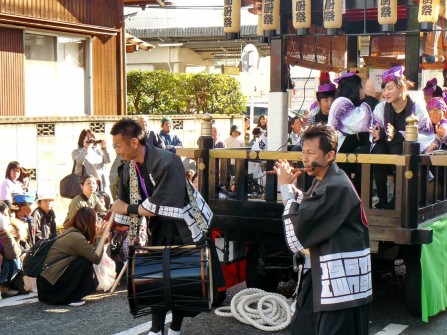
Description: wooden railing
177,146,447,252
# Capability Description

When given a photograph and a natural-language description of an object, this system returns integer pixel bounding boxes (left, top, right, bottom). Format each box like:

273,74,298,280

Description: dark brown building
0,0,162,117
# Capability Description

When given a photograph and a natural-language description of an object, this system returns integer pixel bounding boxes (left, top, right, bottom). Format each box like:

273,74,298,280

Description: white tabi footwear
167,329,181,335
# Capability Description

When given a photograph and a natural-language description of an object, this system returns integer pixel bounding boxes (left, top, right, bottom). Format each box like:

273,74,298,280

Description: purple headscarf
334,72,356,84
381,65,405,84
426,97,447,112
423,78,438,95
318,83,336,92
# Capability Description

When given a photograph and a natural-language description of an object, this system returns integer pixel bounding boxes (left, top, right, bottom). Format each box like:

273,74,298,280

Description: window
24,33,90,116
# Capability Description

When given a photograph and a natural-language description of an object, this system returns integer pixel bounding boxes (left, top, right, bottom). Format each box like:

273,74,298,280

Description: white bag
94,243,116,292
23,275,37,293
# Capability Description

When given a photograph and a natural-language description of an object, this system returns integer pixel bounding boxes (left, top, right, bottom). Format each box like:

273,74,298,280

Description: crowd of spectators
0,116,188,304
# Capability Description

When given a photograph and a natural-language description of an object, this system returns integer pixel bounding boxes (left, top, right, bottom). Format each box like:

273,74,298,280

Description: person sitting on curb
11,194,34,248
37,207,107,307
63,175,107,228
0,202,27,297
31,191,57,242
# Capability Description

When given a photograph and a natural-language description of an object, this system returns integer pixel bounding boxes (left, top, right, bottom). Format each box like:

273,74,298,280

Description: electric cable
275,1,331,152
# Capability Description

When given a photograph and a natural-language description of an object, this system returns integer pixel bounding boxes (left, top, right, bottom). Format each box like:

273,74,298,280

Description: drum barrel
127,244,212,317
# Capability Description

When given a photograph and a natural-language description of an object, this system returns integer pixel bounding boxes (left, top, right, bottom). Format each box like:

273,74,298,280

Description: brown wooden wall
0,27,24,116
0,0,122,29
92,34,125,116
0,0,126,116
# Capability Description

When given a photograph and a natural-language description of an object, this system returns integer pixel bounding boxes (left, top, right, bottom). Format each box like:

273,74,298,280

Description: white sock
167,329,181,335
147,331,161,335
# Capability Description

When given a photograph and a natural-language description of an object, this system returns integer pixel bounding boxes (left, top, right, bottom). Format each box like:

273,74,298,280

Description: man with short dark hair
110,118,222,335
159,116,183,153
289,115,305,149
275,124,372,335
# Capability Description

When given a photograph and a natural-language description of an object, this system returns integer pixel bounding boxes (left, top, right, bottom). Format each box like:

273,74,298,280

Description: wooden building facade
0,0,126,116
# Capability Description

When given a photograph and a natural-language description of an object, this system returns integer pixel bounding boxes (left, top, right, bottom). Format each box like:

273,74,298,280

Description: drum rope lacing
214,288,293,332
214,258,303,332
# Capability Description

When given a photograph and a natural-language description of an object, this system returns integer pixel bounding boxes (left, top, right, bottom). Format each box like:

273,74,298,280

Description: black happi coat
116,144,226,306
282,163,372,312
118,144,192,245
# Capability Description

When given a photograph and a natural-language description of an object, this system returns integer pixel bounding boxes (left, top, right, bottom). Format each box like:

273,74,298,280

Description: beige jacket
72,146,111,188
63,194,107,228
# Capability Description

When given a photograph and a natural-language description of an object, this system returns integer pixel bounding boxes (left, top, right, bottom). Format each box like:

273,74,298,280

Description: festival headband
423,78,438,95
318,83,336,93
381,65,405,84
334,72,356,84
426,97,447,112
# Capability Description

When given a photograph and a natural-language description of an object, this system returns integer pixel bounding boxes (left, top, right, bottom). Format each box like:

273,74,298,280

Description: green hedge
127,70,246,115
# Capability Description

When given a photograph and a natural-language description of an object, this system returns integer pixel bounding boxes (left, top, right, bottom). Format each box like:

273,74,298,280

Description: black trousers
291,271,316,335
37,257,98,305
290,271,370,335
371,141,403,201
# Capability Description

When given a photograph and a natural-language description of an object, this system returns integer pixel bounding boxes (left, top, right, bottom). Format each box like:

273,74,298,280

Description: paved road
1,278,447,335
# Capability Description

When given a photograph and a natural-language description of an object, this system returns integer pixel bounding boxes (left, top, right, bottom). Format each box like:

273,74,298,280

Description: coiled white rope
215,288,293,332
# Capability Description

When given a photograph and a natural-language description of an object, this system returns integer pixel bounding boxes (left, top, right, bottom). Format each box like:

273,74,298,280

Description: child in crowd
306,82,336,127
11,194,35,248
31,191,57,242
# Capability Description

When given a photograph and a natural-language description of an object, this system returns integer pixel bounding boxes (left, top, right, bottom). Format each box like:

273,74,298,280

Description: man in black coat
275,124,372,335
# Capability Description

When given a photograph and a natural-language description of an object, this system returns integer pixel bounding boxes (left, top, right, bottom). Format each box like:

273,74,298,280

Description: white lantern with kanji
292,0,311,35
418,0,440,31
378,0,397,32
261,0,280,37
223,0,241,39
323,0,343,35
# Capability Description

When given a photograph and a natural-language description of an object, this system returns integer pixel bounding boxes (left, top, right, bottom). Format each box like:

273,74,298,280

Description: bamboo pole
110,260,127,293
95,212,115,256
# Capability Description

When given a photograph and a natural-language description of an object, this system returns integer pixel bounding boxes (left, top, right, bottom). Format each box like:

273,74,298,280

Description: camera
86,139,102,145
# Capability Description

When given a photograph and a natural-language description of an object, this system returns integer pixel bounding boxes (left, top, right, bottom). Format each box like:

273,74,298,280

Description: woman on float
369,66,434,209
327,72,374,194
